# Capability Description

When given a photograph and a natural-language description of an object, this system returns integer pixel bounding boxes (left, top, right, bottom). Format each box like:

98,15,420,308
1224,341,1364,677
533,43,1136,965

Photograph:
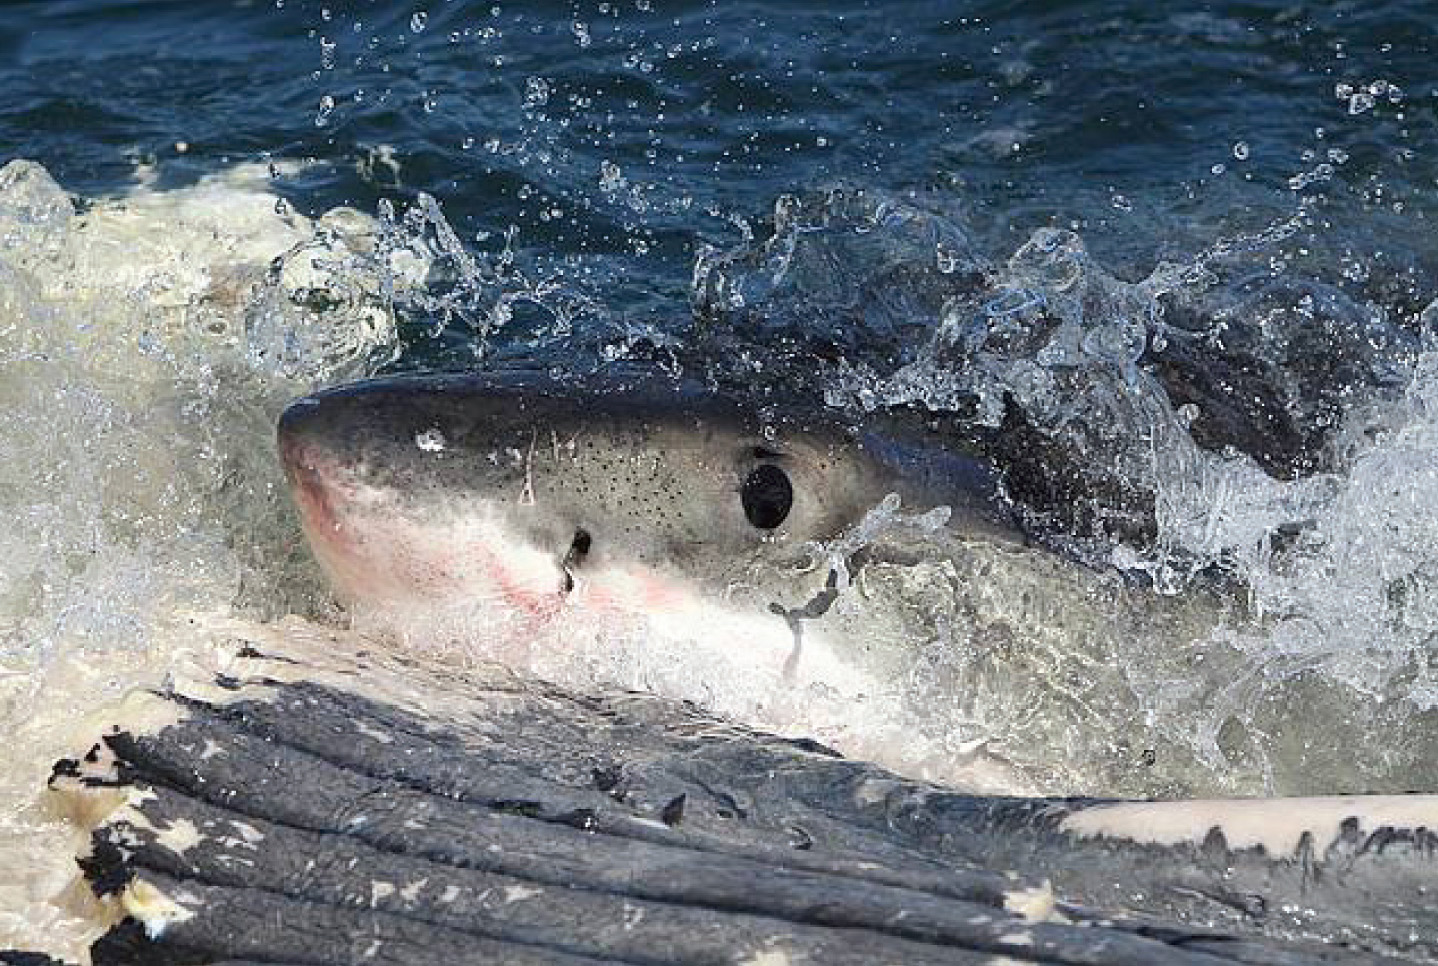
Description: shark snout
277,392,371,575
279,397,341,508
276,394,325,464
277,384,588,614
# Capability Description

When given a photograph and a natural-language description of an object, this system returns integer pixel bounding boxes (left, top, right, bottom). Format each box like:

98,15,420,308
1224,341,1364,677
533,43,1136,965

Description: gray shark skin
276,368,1020,628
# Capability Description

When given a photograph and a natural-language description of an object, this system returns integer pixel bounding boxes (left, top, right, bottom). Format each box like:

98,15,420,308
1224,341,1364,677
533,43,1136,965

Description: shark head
275,370,1039,789
278,370,1015,626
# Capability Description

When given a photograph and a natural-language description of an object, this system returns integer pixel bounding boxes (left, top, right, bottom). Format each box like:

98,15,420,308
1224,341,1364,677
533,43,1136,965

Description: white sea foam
0,158,415,956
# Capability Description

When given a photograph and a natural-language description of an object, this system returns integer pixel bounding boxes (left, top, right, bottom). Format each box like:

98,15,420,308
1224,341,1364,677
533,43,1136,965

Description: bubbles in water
1346,89,1376,115
523,76,551,110
410,10,428,33
1287,162,1334,191
1232,141,1250,160
1335,79,1402,115
314,94,335,127
598,159,624,192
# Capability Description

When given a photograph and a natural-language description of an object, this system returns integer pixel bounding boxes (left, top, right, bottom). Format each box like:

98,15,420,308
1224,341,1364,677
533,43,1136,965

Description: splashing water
691,182,1438,800
0,159,430,949
1,30,1436,940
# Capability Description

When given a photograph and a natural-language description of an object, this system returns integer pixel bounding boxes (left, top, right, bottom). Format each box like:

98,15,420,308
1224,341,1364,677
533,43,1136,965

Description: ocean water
3,0,1438,955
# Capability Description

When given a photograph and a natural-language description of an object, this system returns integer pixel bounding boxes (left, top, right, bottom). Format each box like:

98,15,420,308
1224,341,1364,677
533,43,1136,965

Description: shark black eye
741,464,792,530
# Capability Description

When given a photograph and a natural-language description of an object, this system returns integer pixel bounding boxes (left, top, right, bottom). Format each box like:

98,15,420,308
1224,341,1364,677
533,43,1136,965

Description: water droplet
411,11,428,33
1110,193,1133,211
524,76,551,109
1348,91,1376,114
415,428,446,453
1210,162,1226,175
599,160,624,192
1232,141,1249,161
314,94,335,127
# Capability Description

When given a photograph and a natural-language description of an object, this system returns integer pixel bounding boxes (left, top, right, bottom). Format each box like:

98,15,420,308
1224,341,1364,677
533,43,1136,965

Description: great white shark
277,368,1020,612
273,369,1438,808
276,368,1042,785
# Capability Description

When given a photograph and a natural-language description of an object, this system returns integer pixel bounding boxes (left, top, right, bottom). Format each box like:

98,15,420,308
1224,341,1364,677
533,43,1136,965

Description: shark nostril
560,528,592,594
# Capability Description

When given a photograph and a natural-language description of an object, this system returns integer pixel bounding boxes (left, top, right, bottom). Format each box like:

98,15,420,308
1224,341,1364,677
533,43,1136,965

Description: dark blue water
5,2,1434,309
